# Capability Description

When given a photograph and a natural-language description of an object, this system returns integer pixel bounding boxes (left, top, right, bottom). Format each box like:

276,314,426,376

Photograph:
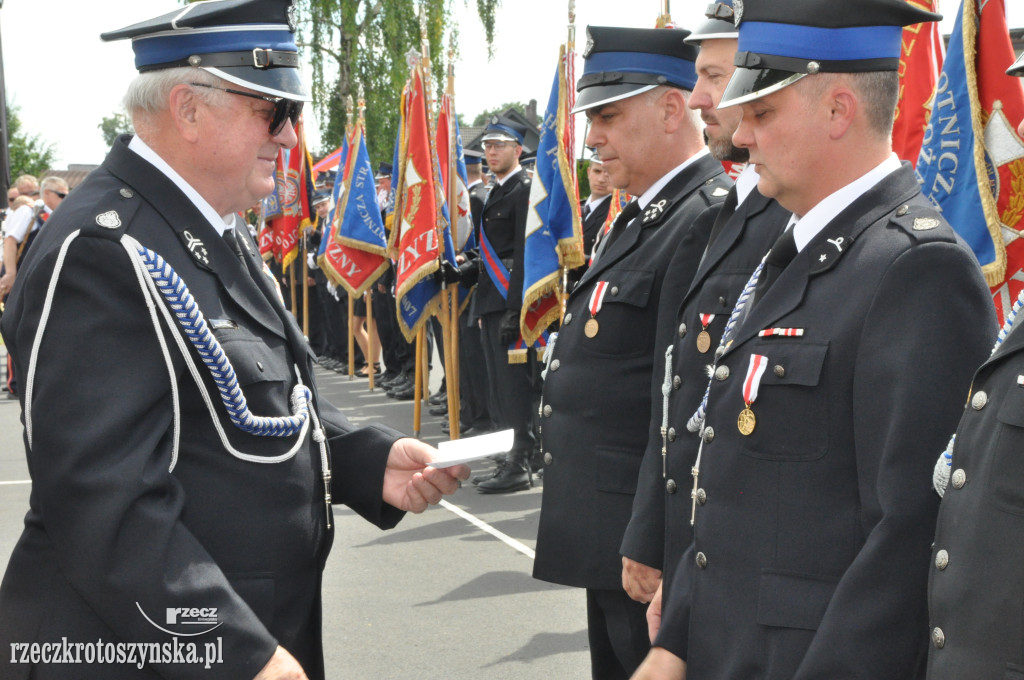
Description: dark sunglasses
190,82,302,136
46,189,66,198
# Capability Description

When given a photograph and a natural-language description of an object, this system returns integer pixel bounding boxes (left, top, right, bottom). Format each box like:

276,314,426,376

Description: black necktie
224,228,246,263
601,199,641,251
752,227,797,306
582,202,592,220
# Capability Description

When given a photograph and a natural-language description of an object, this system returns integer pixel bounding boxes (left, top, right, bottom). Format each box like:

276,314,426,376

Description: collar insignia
913,217,940,231
182,229,210,266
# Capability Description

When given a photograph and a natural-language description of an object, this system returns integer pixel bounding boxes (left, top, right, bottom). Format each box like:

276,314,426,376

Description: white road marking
438,499,535,560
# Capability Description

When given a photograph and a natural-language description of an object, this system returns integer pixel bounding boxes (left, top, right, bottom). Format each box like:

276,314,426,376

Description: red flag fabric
392,67,443,340
893,0,944,163
265,118,313,271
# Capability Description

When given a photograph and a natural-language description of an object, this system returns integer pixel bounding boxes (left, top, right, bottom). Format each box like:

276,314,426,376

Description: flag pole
656,0,673,27
414,325,425,437
344,94,357,380
421,9,457,431
445,35,462,439
560,0,578,321
356,86,379,391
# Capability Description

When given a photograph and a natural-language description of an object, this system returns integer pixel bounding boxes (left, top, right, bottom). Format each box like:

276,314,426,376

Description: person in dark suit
532,26,731,680
926,52,1024,680
633,1,997,678
567,153,614,291
0,3,467,680
619,0,790,614
470,117,538,494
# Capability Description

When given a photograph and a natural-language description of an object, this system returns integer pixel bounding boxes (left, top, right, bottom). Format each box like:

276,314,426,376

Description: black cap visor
719,67,806,108
684,18,738,44
205,64,310,102
1009,53,1024,77
572,83,657,114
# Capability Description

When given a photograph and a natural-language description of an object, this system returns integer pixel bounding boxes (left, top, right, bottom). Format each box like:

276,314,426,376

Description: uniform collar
789,153,901,252
585,193,612,210
128,135,238,236
494,165,523,186
735,163,759,206
637,148,711,210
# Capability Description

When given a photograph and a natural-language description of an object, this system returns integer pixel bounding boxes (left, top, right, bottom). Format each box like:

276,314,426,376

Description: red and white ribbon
699,313,716,328
758,327,805,337
589,281,610,317
743,354,769,406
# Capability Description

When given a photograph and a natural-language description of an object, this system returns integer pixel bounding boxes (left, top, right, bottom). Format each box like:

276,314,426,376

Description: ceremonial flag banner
437,93,473,252
893,0,944,163
393,66,444,341
322,122,389,297
520,44,582,351
313,144,345,176
317,139,348,264
915,0,1024,323
265,118,314,271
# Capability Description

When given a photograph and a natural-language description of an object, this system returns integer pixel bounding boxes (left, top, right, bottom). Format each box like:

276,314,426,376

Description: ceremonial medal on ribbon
696,313,716,353
738,353,768,436
586,281,610,338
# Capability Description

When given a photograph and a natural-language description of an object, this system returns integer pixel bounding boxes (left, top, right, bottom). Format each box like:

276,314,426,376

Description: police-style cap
573,26,698,114
464,149,484,166
720,0,940,108
684,1,739,44
481,116,527,145
101,0,310,102
312,190,330,206
1009,53,1024,77
375,162,393,179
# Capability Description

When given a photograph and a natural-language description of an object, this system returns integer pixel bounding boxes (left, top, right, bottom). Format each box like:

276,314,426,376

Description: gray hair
646,85,704,129
122,67,226,120
40,176,68,194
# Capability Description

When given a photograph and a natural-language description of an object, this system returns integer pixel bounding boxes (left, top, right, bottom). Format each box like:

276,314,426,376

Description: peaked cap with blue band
572,26,698,114
482,116,528,145
685,1,739,44
720,0,940,107
101,0,310,102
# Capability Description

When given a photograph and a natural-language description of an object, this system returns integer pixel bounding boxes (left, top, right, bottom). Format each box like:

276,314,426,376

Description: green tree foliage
98,111,135,148
6,103,57,180
471,101,529,126
297,0,498,164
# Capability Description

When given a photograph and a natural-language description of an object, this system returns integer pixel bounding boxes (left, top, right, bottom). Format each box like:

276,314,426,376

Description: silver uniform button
935,550,949,570
678,323,687,338
256,361,264,372
715,365,730,381
667,427,676,442
932,627,945,649
542,404,553,418
951,469,967,489
610,286,619,296
696,552,708,569
673,375,682,390
550,359,560,372
695,488,707,505
119,188,134,199
666,479,677,494
564,312,573,324
543,452,553,465
971,391,988,410
774,365,785,378
703,427,715,444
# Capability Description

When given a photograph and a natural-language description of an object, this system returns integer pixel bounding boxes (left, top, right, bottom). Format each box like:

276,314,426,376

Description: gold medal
737,407,756,436
696,330,712,354
584,318,600,338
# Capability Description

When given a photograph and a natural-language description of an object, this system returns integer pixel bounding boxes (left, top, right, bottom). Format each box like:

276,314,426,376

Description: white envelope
427,429,515,468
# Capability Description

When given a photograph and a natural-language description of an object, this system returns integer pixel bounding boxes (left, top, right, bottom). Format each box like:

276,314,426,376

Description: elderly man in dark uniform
532,26,731,679
926,52,1024,680
619,0,790,613
471,117,538,493
0,3,467,680
633,1,996,678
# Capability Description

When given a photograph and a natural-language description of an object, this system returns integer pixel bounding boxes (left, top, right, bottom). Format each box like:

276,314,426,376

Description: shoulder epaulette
888,201,957,244
697,175,733,207
77,185,141,242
